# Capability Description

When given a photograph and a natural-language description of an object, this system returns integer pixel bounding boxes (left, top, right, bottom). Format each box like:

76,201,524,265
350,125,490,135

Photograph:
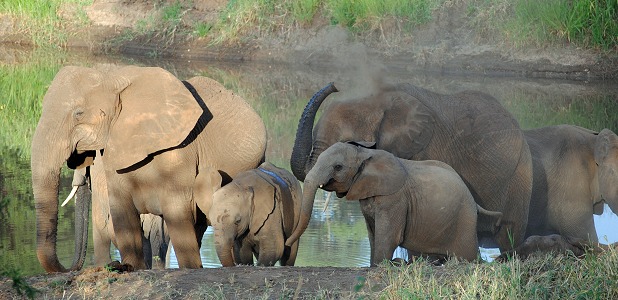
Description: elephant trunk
285,179,320,247
290,83,338,182
71,180,91,270
31,121,87,273
214,230,236,267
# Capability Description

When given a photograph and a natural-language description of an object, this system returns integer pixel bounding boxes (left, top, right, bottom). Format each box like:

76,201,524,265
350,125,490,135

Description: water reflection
1,47,617,274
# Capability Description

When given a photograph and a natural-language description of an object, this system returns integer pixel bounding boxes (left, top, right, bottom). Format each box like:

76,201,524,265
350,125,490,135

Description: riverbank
2,250,617,299
1,0,616,80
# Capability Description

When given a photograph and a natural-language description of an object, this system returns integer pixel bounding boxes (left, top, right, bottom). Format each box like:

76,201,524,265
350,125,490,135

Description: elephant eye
334,164,343,171
73,108,84,120
234,216,241,225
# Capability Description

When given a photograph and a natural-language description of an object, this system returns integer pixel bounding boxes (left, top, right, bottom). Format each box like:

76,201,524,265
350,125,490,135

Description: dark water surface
1,47,617,274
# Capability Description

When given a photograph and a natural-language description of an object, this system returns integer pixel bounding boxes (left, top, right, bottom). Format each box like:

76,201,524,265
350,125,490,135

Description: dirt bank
0,266,381,299
1,0,616,80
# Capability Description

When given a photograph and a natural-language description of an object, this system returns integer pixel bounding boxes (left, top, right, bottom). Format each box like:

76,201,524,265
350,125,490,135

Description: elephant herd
31,65,617,273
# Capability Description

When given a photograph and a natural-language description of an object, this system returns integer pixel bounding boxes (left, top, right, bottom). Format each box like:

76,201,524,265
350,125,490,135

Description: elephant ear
594,129,618,165
105,67,203,171
376,91,435,159
346,148,408,200
250,173,277,235
193,166,222,218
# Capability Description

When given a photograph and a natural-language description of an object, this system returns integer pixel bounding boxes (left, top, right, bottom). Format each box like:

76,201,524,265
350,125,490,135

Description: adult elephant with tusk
286,82,533,252
31,65,267,273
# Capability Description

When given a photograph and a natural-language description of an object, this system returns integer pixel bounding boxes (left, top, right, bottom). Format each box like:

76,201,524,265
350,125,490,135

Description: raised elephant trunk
31,119,89,273
290,83,338,182
285,179,320,247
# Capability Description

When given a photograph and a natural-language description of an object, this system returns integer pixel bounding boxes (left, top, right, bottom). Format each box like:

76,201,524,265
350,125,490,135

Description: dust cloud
302,27,391,102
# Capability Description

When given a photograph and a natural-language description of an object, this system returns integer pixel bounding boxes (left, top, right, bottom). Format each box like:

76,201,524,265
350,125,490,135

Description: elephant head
209,169,286,267
31,65,203,273
286,142,406,246
594,129,618,214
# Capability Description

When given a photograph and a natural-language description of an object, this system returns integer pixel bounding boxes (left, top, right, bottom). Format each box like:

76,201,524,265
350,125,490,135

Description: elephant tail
477,204,503,229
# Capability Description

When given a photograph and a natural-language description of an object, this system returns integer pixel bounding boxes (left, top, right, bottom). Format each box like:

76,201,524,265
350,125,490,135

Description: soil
0,0,616,299
0,266,383,299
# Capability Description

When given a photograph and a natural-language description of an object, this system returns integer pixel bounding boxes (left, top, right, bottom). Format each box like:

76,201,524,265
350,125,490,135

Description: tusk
322,191,333,213
319,184,323,188
61,186,79,207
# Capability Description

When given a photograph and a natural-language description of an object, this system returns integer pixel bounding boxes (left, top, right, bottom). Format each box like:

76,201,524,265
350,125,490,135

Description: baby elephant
208,162,302,267
286,142,502,266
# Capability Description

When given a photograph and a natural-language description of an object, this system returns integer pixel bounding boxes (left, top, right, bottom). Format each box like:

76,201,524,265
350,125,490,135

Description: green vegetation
0,0,91,46
360,249,618,298
470,0,618,50
212,0,442,43
0,49,67,157
1,0,615,49
0,266,38,299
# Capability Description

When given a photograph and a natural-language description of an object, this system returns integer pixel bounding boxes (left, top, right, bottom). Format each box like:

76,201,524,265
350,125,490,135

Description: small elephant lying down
285,142,502,266
495,234,618,262
207,162,302,267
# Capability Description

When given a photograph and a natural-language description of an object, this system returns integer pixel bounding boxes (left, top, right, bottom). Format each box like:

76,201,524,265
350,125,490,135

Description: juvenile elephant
299,142,503,266
31,65,266,272
503,125,618,257
206,162,302,267
288,82,532,252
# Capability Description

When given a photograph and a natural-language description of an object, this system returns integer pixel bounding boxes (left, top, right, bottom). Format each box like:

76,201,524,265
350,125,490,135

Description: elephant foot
105,260,135,273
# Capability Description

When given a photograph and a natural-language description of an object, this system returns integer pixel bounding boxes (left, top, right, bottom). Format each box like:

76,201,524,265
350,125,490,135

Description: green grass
471,0,618,49
325,0,439,30
359,249,618,298
0,0,91,47
2,0,616,50
0,49,67,157
0,266,38,299
212,0,442,43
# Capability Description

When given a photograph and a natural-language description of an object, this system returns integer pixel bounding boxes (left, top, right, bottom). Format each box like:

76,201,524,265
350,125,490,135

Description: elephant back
186,76,267,178
256,162,302,237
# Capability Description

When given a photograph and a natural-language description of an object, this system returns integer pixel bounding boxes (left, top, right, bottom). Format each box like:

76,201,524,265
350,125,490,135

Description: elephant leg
92,189,113,266
141,232,153,269
364,218,376,266
280,241,299,266
372,216,400,266
141,214,168,269
109,194,146,269
256,236,284,266
495,149,533,251
166,222,201,268
234,240,254,265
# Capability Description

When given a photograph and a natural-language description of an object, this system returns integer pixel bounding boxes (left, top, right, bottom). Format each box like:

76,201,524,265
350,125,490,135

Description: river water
1,47,617,274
